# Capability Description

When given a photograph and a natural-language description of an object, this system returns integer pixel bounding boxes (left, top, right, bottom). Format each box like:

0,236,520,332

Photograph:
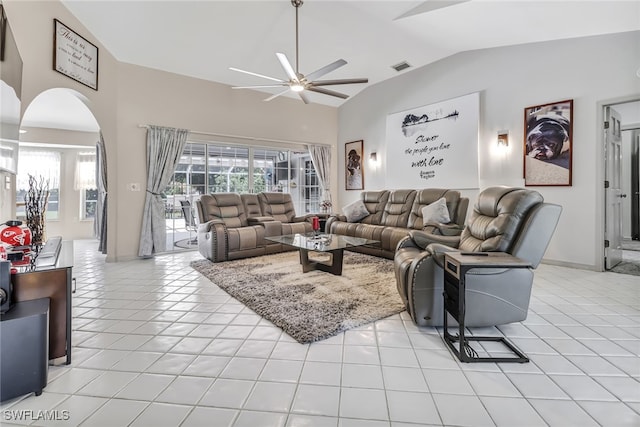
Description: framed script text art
385,92,479,189
53,19,98,90
523,99,573,186
345,140,364,190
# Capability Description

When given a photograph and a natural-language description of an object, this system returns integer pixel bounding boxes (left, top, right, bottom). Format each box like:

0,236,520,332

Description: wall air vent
391,61,411,72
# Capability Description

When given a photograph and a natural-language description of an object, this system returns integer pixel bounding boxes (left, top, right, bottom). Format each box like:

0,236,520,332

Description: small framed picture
523,99,573,186
345,140,364,190
53,19,99,90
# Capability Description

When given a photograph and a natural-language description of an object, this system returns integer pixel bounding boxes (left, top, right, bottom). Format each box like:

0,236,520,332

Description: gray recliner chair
394,186,562,327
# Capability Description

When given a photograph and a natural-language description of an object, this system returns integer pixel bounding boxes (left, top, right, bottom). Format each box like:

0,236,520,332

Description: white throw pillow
421,197,451,224
342,199,370,223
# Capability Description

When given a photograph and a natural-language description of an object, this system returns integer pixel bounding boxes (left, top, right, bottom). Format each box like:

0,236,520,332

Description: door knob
620,194,628,198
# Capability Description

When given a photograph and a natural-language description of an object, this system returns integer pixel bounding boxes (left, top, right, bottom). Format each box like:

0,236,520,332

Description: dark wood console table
443,251,531,363
11,241,73,364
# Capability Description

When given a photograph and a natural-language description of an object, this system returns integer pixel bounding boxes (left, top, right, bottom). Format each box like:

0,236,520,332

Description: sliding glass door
163,142,320,252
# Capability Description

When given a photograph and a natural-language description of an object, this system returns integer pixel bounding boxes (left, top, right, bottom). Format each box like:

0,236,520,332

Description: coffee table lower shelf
265,233,380,276
300,248,343,275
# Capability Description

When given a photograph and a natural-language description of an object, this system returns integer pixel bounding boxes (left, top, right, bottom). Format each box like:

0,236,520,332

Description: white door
605,106,624,269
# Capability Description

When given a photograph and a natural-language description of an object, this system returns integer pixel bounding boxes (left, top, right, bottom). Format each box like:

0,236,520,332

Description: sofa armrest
246,217,282,237
423,222,464,236
197,220,229,262
198,219,224,232
426,243,460,268
248,216,275,224
408,230,461,250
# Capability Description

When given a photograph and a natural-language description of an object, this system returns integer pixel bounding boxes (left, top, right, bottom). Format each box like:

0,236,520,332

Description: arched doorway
18,88,102,242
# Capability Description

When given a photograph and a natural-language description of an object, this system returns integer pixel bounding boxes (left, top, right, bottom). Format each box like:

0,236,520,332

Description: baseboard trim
540,258,600,272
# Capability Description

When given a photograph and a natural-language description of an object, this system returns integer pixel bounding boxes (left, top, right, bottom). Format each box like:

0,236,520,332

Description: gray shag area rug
190,251,405,343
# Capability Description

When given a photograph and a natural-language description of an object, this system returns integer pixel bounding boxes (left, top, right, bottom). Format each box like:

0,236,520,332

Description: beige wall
114,64,337,258
5,0,338,261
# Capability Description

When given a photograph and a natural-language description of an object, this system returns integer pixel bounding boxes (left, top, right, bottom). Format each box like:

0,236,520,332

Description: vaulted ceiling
20,1,640,131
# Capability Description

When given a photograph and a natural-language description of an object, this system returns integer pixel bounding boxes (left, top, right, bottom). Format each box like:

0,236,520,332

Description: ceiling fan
230,0,368,104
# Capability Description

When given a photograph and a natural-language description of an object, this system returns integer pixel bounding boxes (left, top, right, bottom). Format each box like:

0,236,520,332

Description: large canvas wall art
385,92,479,189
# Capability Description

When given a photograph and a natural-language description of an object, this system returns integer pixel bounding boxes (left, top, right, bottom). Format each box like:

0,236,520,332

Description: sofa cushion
199,193,248,227
459,187,544,252
380,190,416,227
241,194,263,218
422,198,451,224
258,192,297,223
356,191,388,224
343,199,370,223
407,189,462,230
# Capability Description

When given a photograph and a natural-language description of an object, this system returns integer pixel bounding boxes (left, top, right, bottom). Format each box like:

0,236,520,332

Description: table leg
299,249,343,275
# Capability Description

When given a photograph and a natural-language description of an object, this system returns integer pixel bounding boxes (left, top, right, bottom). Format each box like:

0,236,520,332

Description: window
16,150,61,220
81,189,98,220
302,160,321,213
166,142,320,214
75,152,97,220
207,145,250,194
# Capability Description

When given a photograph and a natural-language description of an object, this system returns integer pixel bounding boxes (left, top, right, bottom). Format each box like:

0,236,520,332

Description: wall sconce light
370,152,377,162
497,131,509,147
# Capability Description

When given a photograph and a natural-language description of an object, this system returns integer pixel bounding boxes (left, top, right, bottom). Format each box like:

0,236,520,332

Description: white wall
338,31,640,270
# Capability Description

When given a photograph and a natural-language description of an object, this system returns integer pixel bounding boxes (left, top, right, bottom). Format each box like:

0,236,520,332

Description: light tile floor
1,240,639,426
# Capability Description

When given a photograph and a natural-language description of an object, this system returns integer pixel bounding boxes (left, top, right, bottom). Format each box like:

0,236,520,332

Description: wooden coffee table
266,233,379,276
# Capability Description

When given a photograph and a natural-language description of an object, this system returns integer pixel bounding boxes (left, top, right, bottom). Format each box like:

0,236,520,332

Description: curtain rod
137,124,331,147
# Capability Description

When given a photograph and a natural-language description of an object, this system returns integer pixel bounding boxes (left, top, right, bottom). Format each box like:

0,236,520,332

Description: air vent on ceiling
392,61,411,72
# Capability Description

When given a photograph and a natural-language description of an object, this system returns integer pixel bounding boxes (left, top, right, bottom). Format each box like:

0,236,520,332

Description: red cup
312,216,320,231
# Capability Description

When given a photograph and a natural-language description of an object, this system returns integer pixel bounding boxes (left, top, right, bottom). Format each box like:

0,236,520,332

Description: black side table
443,251,531,363
1,298,50,401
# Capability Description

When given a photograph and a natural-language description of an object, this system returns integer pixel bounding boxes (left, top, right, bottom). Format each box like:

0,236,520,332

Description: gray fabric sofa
325,189,469,259
195,192,313,262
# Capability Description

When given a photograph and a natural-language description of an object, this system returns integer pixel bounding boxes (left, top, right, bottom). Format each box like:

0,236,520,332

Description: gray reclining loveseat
196,192,313,262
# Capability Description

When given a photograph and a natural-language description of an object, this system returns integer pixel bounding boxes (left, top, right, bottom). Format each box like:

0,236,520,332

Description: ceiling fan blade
307,86,349,99
298,91,310,104
229,67,285,83
263,88,291,102
305,59,347,82
232,84,288,89
309,78,369,87
276,53,299,82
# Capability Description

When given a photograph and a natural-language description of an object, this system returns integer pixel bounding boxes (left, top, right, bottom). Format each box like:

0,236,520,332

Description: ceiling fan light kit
230,0,368,104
